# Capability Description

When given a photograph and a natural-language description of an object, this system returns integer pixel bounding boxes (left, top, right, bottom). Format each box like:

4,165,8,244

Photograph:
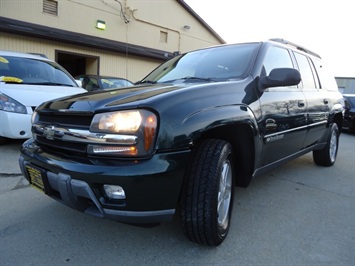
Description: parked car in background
0,51,87,144
75,75,133,91
342,94,355,133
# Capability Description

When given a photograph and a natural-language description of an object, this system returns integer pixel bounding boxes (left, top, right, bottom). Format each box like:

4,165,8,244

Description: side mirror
259,68,301,90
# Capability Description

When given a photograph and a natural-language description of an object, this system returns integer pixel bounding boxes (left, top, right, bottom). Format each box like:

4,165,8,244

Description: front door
257,46,307,166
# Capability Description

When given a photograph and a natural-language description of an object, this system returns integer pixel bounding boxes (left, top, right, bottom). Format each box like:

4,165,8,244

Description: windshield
0,55,77,87
100,78,133,89
140,43,259,84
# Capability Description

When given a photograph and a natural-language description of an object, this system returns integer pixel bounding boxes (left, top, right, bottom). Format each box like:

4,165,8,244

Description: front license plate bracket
25,164,51,195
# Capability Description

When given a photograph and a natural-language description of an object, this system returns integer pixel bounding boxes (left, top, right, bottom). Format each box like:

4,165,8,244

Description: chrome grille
36,136,87,153
34,113,94,154
37,114,93,127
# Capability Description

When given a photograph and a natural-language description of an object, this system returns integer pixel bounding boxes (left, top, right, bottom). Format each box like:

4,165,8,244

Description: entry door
293,53,331,148
258,88,307,165
257,46,307,166
56,51,99,77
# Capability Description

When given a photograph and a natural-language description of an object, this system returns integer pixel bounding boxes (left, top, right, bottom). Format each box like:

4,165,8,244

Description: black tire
313,123,339,166
0,136,7,145
180,139,235,246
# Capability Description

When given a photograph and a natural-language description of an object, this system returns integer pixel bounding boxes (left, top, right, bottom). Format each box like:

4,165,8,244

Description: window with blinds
43,0,58,16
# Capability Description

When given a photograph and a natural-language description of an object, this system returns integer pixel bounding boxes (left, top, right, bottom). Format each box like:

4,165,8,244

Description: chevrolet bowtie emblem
43,126,56,140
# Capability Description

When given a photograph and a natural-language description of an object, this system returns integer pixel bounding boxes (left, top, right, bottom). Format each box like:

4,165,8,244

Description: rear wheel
313,123,339,166
180,139,234,246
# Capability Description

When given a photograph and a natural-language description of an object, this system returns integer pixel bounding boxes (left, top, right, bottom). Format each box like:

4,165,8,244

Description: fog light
103,185,126,199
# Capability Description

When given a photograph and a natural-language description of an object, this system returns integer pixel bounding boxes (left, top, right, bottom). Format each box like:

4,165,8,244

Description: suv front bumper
19,139,190,224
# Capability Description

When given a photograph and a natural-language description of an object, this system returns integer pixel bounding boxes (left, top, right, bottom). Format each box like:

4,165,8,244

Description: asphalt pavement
0,133,354,266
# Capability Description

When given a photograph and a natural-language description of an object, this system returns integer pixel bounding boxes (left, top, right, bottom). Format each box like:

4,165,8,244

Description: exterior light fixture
183,25,190,30
96,20,106,30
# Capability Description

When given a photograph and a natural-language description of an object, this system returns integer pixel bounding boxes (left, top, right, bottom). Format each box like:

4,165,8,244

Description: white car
0,51,87,144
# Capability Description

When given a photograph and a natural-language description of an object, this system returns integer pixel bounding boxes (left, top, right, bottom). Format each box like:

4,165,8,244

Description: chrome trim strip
264,125,308,138
264,120,327,139
33,124,137,145
307,121,328,128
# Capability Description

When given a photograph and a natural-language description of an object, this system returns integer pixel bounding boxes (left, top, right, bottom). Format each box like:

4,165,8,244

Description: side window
294,52,316,89
262,46,294,76
82,77,99,91
308,58,321,88
87,77,99,91
313,58,338,91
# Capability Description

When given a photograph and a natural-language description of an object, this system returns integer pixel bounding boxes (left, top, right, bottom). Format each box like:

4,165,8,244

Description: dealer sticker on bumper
25,165,45,192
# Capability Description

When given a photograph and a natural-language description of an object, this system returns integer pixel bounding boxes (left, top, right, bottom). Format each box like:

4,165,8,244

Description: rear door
293,53,330,147
258,46,307,166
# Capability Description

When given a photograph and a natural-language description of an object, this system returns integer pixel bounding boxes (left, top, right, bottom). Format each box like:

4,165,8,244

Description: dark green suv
19,39,344,246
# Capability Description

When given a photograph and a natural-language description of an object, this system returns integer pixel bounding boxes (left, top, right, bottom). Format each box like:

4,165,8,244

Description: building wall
0,0,221,52
124,0,223,52
0,0,223,81
0,32,160,82
336,77,355,94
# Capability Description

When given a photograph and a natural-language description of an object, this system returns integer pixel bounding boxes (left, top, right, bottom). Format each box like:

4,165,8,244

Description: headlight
0,93,27,114
88,110,158,157
91,110,142,133
31,111,38,124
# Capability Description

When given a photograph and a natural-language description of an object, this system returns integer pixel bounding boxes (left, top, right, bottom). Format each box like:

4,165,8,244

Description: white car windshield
0,56,77,87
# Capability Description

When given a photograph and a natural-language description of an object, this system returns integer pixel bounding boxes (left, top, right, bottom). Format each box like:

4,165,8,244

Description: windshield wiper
26,82,74,86
161,76,217,84
135,80,157,85
184,76,216,82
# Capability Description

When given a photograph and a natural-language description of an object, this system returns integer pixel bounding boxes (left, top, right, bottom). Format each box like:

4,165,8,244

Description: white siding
0,32,159,82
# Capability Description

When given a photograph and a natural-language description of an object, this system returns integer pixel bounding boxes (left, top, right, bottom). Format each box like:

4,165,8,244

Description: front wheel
0,136,7,145
313,123,339,166
180,139,235,246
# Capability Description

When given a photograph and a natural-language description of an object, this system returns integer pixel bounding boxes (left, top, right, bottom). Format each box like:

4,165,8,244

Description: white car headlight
31,111,38,124
88,110,158,157
0,93,27,114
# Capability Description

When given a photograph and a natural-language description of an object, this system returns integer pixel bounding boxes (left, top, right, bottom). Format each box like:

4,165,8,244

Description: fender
183,104,258,138
158,104,263,161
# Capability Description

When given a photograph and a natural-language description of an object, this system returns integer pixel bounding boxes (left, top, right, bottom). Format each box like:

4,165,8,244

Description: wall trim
0,16,173,61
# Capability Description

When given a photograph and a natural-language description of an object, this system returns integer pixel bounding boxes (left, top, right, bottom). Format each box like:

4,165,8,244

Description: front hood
36,78,256,113
0,83,87,107
36,83,195,112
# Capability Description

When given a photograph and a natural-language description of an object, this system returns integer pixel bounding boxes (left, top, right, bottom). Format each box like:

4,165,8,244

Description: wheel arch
332,111,343,133
197,122,257,187
179,104,260,187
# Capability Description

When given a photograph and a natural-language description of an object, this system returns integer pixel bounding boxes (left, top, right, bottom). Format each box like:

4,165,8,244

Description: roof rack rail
269,38,321,59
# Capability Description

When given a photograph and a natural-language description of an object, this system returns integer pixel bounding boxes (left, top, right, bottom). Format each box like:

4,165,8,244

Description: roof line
176,0,226,44
0,16,174,61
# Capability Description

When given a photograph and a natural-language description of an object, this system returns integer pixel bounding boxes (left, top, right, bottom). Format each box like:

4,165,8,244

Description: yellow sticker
0,76,23,83
101,79,114,85
0,57,9,64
